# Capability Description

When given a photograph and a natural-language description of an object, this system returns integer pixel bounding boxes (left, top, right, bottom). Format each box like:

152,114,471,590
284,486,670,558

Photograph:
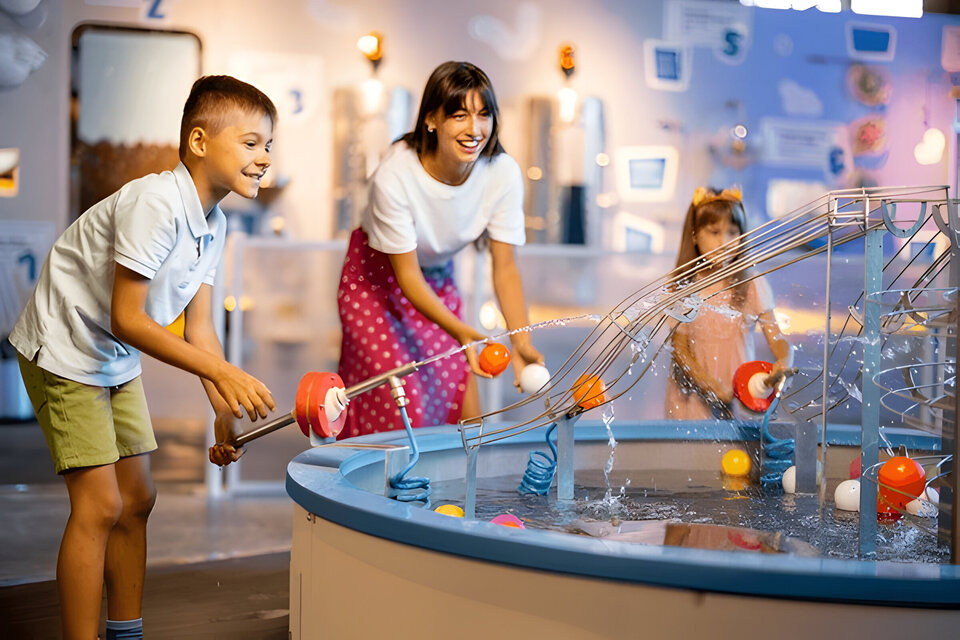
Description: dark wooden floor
0,552,289,639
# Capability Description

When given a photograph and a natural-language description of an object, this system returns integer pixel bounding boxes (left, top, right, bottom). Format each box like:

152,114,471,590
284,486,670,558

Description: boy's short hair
179,75,278,159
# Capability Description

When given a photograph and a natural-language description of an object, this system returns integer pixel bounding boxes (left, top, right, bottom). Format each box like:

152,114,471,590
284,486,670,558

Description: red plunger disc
307,372,347,438
294,372,322,438
733,360,775,412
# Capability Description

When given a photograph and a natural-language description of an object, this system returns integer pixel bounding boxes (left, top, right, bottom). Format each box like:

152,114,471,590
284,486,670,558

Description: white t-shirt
362,142,526,267
10,162,226,387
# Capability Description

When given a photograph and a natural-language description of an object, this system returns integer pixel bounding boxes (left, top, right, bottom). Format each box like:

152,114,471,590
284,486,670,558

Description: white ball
834,479,860,512
519,363,551,394
780,462,822,494
781,466,796,494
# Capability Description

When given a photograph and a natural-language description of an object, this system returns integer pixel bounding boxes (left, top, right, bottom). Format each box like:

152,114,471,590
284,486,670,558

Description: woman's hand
457,326,492,378
508,335,544,391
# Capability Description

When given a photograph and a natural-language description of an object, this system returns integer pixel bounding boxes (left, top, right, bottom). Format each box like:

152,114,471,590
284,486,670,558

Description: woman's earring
427,126,435,133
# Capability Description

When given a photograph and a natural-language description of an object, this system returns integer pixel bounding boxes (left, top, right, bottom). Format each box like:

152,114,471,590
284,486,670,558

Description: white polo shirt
362,142,526,267
10,162,226,387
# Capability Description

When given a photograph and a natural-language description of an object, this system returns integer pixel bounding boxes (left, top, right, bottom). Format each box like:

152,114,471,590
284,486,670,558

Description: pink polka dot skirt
336,228,468,438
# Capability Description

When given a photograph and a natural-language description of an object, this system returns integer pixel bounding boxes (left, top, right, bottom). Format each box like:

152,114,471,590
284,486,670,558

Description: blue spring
759,394,795,486
389,406,431,506
517,423,558,495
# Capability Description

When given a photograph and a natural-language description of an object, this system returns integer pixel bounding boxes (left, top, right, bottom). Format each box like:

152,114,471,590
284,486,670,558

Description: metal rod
344,361,419,399
233,412,296,447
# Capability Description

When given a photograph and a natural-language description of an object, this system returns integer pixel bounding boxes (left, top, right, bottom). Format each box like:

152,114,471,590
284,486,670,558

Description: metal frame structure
460,185,958,561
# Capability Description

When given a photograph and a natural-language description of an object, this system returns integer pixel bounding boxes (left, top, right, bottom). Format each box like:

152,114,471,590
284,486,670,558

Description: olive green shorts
17,353,157,474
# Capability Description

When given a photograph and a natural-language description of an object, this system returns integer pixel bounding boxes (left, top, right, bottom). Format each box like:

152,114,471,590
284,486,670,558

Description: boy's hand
209,442,244,466
209,409,245,466
212,362,276,421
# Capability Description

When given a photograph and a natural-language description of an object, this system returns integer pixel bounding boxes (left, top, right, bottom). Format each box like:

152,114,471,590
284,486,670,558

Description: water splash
600,406,623,502
416,313,600,368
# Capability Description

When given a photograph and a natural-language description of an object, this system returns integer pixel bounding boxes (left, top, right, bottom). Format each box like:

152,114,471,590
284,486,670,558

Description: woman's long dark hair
400,61,505,158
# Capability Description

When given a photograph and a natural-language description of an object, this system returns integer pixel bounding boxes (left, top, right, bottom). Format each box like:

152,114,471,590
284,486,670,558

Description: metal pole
557,416,575,500
859,201,882,560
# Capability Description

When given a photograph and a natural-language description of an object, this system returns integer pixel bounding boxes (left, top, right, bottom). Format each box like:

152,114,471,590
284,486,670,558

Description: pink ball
490,513,525,529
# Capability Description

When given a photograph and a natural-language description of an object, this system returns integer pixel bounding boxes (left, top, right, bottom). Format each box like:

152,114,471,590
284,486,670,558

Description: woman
337,61,542,438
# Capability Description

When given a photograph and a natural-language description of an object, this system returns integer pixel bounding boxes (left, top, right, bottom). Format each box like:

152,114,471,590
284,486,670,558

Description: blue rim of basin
286,421,959,607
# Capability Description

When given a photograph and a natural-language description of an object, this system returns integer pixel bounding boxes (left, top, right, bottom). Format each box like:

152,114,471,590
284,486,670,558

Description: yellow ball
722,449,752,477
434,504,464,517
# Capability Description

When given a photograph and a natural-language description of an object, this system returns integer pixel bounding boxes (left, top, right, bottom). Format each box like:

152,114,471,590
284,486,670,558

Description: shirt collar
173,161,218,239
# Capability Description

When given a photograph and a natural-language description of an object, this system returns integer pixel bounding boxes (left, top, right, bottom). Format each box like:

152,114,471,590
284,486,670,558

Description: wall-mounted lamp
357,31,383,72
557,43,577,124
559,43,575,79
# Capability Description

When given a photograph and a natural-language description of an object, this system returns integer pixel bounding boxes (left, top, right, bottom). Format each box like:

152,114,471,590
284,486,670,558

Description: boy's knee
123,484,157,521
79,492,124,530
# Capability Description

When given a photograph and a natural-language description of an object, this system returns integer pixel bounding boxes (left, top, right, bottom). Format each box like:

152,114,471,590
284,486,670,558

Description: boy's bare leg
460,374,480,421
60,464,124,640
105,453,156,622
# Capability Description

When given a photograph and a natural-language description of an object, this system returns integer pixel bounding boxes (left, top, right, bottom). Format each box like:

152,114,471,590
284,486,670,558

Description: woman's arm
387,251,490,377
489,239,543,384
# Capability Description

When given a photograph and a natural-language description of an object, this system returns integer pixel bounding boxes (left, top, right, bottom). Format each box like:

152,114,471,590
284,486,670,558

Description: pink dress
664,276,774,420
336,228,469,438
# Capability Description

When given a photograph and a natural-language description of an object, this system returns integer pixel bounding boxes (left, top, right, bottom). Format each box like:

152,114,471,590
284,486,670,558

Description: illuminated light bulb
224,295,237,312
914,128,945,166
851,0,921,18
557,87,577,124
526,166,543,181
595,152,610,167
478,301,504,331
357,33,382,60
360,77,383,116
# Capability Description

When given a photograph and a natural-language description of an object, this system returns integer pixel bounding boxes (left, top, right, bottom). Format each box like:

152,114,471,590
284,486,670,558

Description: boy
9,75,278,640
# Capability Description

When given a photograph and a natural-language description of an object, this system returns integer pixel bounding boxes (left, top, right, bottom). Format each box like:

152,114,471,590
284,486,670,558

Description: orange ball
572,373,606,410
877,456,925,513
479,343,511,376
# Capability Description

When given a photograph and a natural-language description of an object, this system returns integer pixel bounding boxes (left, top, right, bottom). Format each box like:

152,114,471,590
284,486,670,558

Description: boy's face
204,108,273,200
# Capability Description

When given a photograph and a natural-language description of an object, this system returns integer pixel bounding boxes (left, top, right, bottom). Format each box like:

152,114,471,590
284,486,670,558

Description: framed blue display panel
845,22,897,62
643,40,691,91
614,145,680,203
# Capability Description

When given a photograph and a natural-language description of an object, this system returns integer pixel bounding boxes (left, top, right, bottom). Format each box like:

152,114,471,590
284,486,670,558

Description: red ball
478,343,511,376
877,456,925,513
849,457,861,479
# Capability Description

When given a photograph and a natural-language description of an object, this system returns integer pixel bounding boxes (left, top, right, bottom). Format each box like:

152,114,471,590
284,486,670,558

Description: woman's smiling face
425,90,492,169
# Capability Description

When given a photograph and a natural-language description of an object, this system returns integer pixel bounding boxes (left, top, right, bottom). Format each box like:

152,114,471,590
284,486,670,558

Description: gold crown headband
692,186,742,208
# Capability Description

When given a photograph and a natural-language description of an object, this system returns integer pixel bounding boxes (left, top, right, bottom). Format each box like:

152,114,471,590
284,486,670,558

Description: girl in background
336,61,542,438
665,187,791,420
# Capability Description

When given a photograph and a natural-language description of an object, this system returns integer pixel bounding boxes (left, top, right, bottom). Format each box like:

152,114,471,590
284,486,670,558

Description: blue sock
105,618,142,640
